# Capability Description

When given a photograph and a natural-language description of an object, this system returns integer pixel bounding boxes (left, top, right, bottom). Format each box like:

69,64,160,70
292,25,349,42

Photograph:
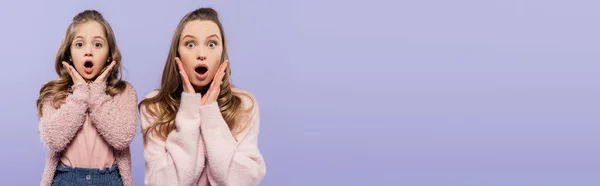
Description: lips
84,60,93,74
194,64,209,80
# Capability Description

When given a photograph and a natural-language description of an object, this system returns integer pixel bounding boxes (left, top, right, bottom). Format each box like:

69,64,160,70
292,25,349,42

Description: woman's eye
208,42,217,48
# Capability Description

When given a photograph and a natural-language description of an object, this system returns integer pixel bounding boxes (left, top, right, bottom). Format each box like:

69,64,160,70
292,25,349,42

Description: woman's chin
191,80,210,92
190,76,210,86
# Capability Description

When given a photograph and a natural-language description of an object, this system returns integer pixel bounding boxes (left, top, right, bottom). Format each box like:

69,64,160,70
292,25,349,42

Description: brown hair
36,10,126,117
140,8,252,142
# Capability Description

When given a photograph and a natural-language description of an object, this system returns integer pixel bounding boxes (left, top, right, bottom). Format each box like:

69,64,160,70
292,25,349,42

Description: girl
139,8,266,186
36,10,137,186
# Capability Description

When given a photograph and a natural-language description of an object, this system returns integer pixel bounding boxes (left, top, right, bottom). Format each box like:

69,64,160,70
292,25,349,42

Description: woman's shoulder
232,87,259,111
140,87,258,111
142,89,160,100
138,89,161,116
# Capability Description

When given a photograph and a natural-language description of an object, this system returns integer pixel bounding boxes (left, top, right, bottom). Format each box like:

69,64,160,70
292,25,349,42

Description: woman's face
177,20,223,89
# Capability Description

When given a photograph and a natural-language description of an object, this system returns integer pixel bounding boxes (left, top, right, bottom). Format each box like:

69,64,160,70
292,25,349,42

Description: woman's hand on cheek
176,57,196,94
201,60,228,105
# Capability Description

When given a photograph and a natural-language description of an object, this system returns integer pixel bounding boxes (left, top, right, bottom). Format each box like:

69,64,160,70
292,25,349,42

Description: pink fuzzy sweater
141,88,266,186
38,82,138,186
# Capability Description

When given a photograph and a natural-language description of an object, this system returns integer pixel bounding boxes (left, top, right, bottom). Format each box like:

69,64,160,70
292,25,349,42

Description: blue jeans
51,163,123,186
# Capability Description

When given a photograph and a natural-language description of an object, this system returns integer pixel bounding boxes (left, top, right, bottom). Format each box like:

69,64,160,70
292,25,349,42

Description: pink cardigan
38,82,138,186
141,88,266,186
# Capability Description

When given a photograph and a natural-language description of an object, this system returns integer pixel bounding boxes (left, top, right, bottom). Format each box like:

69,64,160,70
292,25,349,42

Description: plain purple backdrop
0,0,599,185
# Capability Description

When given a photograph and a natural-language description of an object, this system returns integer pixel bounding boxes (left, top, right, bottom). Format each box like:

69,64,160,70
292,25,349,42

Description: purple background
1,0,599,185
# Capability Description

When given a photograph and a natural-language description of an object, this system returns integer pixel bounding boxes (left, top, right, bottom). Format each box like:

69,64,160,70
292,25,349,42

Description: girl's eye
186,41,195,48
75,42,83,47
94,42,102,48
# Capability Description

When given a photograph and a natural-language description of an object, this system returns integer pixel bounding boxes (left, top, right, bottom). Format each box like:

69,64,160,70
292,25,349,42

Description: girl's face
178,20,223,89
69,21,109,81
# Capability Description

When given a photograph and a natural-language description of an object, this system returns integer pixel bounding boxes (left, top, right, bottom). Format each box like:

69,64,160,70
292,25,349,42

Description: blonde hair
36,10,126,116
140,7,252,142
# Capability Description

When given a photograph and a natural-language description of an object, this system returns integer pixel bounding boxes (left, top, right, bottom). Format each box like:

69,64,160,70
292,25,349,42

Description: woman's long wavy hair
140,8,251,142
36,10,126,117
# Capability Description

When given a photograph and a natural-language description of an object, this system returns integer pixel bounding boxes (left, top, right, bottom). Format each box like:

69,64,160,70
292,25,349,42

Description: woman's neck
194,85,209,95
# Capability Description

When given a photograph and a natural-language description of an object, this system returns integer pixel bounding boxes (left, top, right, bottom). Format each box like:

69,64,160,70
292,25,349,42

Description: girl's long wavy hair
37,10,126,117
140,8,252,142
